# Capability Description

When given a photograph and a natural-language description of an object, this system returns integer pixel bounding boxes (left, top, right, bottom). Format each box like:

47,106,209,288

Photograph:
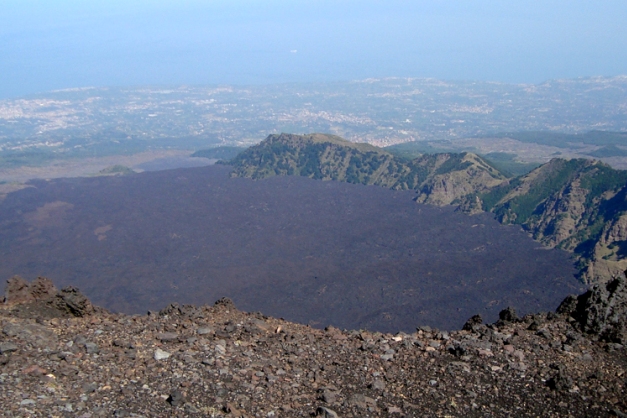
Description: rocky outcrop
4,276,57,305
584,213,627,283
414,153,507,206
558,271,627,343
3,276,97,318
50,286,96,317
3,276,36,305
456,194,484,215
525,180,589,249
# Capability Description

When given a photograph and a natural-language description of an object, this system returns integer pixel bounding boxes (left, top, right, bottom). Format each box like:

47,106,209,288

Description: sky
1,0,627,99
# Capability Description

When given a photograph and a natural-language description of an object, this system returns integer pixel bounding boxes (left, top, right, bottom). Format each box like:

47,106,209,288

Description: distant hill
229,133,507,206
586,144,627,158
228,133,627,283
387,130,627,174
96,165,135,176
487,130,627,149
386,142,545,177
191,146,246,161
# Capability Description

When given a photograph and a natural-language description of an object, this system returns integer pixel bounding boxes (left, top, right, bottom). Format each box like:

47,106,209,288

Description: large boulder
3,276,35,304
557,271,627,343
3,276,58,305
29,277,58,300
2,276,96,318
50,286,95,317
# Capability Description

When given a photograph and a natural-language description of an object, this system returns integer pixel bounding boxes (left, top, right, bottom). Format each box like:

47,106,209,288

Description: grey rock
74,335,88,345
0,342,18,354
316,406,339,418
448,343,467,357
499,306,518,322
51,286,95,317
250,318,272,332
557,294,579,316
321,389,337,404
196,326,213,335
527,320,542,331
156,332,179,342
462,315,483,331
214,297,235,309
84,342,99,354
536,329,552,339
347,393,375,409
113,339,131,348
82,383,98,393
154,348,171,360
562,274,627,343
371,379,386,391
167,389,186,407
185,404,200,414
546,364,573,391
611,409,627,418
3,322,57,347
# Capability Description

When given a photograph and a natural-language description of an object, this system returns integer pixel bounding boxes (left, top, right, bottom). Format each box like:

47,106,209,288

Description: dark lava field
0,165,583,332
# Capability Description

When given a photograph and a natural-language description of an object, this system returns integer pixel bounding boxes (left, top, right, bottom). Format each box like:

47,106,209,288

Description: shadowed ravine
0,165,582,332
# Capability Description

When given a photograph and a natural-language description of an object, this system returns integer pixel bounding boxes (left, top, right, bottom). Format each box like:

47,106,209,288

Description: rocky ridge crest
1,275,627,417
228,133,507,206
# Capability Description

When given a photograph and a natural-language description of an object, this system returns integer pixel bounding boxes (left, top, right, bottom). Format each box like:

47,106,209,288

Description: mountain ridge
228,133,508,206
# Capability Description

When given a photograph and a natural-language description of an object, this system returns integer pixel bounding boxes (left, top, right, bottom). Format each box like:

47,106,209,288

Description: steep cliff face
528,180,589,249
479,159,627,282
413,153,507,206
583,200,627,283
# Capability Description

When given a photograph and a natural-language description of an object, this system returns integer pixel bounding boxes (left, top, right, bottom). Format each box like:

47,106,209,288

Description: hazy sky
1,0,626,98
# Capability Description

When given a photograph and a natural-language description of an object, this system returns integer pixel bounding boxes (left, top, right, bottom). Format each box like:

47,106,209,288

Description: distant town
0,76,626,178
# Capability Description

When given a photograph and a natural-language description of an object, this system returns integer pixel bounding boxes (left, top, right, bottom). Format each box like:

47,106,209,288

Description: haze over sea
2,1,627,99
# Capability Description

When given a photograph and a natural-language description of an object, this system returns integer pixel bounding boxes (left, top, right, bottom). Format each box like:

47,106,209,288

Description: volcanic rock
0,276,626,416
558,271,627,342
3,276,36,304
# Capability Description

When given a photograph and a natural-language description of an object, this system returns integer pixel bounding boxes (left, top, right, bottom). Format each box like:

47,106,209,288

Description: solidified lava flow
0,165,581,332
